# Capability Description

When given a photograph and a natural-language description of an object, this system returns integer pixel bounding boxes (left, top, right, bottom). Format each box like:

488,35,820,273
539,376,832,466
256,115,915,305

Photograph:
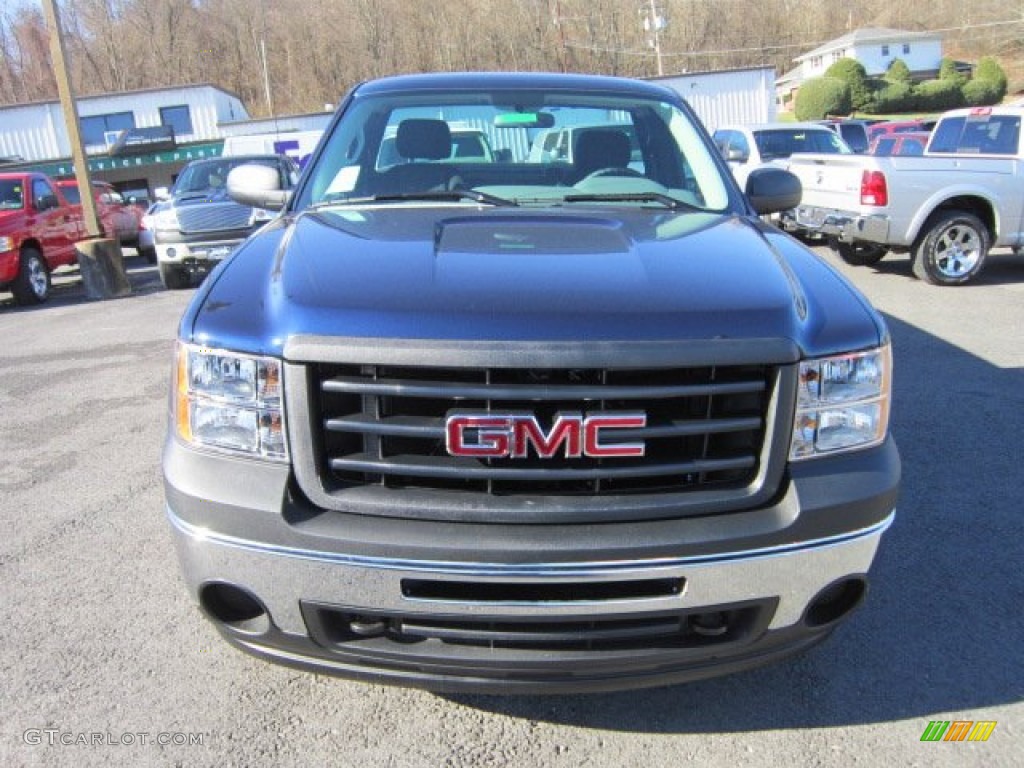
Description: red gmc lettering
445,416,511,457
446,412,646,459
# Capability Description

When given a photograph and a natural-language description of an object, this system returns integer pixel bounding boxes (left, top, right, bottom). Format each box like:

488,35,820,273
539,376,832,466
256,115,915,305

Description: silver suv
150,154,298,289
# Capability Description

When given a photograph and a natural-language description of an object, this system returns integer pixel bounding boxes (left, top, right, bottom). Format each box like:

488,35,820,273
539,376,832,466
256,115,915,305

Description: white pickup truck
785,106,1024,285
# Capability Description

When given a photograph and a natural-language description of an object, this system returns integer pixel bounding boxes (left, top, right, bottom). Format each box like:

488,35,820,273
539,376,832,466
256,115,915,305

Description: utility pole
641,0,666,77
41,0,101,238
41,0,130,299
260,0,274,117
551,0,568,72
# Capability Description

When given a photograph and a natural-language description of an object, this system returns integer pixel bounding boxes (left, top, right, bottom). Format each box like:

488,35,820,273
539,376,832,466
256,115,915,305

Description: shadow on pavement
0,253,178,312
444,313,1024,732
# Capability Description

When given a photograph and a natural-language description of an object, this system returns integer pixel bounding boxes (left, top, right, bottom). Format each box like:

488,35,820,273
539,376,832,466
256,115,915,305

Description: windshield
754,128,851,160
298,86,731,212
173,157,285,195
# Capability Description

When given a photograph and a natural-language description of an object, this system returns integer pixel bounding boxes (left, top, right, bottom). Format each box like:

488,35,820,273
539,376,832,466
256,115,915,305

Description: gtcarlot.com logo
23,729,205,747
920,720,997,742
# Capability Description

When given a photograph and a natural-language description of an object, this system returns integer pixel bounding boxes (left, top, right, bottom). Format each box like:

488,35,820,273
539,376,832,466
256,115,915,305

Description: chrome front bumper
791,206,891,244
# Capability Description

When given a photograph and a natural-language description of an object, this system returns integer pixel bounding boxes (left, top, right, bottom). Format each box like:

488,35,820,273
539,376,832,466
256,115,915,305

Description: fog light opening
689,611,730,638
200,582,271,635
805,577,867,629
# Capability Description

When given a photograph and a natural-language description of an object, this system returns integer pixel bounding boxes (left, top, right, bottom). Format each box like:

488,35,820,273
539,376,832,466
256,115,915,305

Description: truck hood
186,206,883,358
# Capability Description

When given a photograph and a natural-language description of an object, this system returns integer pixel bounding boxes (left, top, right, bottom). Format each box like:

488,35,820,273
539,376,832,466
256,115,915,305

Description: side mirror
745,167,802,215
36,194,59,211
725,147,749,163
227,164,290,211
154,187,170,201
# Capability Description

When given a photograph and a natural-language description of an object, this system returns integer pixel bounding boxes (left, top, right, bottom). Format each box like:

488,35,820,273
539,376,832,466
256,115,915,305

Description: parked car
528,122,643,171
867,119,936,141
137,202,159,263
869,131,931,156
0,171,83,304
787,105,1024,284
815,119,873,154
149,154,298,289
55,179,151,260
378,127,496,167
712,122,852,188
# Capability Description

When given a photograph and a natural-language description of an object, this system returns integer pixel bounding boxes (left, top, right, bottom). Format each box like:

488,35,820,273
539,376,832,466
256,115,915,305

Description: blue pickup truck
163,72,900,693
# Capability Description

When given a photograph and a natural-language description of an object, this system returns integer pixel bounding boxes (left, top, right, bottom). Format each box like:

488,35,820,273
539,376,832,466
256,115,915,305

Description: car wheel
159,262,190,290
912,211,988,285
834,241,887,266
11,248,51,305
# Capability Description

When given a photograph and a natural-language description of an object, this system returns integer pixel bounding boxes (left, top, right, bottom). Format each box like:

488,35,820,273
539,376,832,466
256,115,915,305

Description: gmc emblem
445,411,647,459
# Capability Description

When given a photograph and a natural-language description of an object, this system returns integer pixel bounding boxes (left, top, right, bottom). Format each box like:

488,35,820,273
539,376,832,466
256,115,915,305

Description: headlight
152,207,180,231
174,342,287,461
790,344,891,460
0,236,14,253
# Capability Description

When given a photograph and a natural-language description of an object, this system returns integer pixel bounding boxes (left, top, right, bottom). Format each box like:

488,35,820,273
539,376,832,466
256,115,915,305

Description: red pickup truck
0,171,84,305
55,179,153,262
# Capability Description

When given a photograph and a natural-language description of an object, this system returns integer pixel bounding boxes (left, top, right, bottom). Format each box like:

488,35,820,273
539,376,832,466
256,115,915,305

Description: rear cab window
928,113,1021,155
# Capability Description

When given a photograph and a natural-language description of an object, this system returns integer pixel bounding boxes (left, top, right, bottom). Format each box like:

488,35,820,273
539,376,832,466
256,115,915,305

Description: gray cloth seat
375,119,459,195
571,128,633,182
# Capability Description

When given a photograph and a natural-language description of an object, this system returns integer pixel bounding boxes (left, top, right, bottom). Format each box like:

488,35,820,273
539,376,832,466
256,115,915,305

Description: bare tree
1,0,1020,112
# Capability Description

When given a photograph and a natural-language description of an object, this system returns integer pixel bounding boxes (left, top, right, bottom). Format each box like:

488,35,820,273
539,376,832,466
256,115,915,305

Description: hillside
2,0,1021,116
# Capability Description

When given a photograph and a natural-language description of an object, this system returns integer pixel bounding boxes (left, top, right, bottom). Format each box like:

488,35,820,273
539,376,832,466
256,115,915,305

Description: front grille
302,600,773,655
176,202,252,233
311,363,774,497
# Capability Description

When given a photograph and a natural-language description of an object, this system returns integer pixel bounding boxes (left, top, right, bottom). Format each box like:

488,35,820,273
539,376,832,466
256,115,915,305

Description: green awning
6,141,225,178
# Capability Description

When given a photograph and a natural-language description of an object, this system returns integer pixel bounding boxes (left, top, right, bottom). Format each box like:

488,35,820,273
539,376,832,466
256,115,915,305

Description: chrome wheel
26,254,48,299
913,212,989,286
933,222,982,279
11,248,51,305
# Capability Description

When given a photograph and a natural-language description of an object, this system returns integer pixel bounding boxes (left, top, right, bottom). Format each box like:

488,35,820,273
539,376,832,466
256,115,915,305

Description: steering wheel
580,167,646,183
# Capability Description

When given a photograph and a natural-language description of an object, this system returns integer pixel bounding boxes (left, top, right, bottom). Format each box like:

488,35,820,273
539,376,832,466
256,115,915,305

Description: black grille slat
314,362,773,497
330,453,755,481
399,617,685,645
321,376,764,401
325,414,761,440
325,414,445,438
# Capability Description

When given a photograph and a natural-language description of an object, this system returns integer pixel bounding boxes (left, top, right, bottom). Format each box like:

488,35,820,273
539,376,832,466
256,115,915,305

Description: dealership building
0,84,330,202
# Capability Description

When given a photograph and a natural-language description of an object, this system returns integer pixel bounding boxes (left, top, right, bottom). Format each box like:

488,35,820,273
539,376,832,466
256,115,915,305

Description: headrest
574,128,632,170
396,119,452,161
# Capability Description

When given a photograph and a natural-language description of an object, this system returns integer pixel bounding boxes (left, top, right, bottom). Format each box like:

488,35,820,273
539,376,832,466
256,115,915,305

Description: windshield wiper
312,189,517,209
561,192,701,211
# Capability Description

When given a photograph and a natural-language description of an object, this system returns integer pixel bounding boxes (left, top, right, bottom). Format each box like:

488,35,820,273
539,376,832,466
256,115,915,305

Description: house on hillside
777,28,946,112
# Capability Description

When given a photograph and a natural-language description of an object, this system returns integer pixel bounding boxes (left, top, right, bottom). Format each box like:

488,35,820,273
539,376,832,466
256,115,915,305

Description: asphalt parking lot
1,246,1021,767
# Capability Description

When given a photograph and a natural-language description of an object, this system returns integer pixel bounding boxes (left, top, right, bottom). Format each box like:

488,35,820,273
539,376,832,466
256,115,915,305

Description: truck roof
352,71,680,101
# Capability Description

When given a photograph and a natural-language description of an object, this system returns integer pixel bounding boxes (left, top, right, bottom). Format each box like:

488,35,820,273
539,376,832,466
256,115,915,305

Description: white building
777,28,944,111
650,67,777,132
0,84,250,198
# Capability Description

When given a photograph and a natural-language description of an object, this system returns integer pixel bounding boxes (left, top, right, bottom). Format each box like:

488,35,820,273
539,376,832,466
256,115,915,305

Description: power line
560,16,1024,61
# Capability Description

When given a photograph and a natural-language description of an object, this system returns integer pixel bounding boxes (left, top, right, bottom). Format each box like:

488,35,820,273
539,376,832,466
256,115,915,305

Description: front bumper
155,239,244,267
789,206,890,245
164,435,899,693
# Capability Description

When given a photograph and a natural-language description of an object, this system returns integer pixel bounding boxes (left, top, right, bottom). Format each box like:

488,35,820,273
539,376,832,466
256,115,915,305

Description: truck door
31,178,78,266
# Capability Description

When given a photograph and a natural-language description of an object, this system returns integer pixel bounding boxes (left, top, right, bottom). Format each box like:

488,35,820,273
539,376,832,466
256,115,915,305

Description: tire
834,241,887,267
140,246,158,264
158,262,190,290
912,211,989,285
11,248,51,305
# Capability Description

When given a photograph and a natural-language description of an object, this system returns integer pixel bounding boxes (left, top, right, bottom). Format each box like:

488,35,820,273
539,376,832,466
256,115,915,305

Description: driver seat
571,128,632,183
375,119,459,195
